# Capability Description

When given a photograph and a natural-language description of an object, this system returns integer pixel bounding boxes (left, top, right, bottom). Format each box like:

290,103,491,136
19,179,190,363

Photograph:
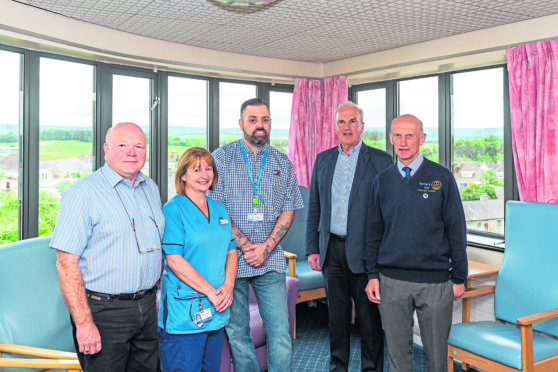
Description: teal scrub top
159,194,236,334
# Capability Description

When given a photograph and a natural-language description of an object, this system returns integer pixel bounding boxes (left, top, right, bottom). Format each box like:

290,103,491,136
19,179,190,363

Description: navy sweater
365,158,468,284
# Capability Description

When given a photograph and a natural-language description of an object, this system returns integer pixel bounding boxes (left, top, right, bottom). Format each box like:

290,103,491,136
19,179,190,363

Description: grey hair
335,101,364,123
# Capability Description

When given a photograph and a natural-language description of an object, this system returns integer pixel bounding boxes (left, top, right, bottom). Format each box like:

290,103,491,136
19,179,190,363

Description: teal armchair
0,237,81,371
282,185,326,305
448,201,558,372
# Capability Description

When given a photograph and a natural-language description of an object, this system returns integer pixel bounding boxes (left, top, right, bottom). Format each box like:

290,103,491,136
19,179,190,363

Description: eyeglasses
131,215,162,253
115,185,162,253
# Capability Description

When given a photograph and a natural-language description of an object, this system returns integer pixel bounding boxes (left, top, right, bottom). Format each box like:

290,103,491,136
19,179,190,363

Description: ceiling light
214,0,278,4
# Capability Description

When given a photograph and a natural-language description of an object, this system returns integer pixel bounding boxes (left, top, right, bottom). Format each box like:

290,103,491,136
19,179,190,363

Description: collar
397,154,424,175
101,163,145,188
240,139,268,157
337,140,363,157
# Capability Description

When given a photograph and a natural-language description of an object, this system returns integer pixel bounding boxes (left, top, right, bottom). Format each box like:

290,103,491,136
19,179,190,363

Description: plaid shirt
209,140,304,278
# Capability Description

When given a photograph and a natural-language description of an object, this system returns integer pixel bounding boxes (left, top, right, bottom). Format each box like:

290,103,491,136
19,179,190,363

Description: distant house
462,196,504,234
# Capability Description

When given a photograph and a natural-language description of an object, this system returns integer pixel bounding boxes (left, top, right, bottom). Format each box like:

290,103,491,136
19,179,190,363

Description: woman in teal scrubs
159,147,237,372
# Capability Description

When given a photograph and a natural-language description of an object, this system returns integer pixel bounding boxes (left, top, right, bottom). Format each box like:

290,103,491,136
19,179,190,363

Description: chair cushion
249,303,266,348
449,321,558,369
286,261,324,292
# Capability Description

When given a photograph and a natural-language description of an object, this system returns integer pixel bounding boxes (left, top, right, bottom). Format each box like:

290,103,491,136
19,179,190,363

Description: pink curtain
288,76,348,188
507,39,558,203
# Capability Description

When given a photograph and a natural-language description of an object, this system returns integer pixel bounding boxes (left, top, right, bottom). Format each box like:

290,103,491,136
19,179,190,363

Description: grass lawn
39,140,92,160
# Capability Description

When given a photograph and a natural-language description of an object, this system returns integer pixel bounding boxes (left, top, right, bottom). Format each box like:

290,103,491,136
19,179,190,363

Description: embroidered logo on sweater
418,180,442,193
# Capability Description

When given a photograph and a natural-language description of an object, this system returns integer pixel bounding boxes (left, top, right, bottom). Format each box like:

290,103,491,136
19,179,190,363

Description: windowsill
467,233,505,252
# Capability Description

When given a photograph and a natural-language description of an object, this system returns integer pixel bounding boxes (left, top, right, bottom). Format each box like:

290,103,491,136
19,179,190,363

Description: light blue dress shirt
50,164,164,294
330,141,362,236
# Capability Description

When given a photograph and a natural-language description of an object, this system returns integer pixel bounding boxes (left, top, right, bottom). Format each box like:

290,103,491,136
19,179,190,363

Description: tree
0,192,19,244
461,183,497,201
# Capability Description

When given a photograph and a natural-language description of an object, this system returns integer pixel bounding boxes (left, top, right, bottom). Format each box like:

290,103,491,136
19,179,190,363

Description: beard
243,128,269,148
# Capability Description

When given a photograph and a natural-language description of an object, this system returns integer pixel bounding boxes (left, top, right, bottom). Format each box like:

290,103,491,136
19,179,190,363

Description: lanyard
240,142,267,206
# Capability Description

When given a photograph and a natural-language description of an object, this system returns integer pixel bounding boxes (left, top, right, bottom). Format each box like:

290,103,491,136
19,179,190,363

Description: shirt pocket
267,173,288,216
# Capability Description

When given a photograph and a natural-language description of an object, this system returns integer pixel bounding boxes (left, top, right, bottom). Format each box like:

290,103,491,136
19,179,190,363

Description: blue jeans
225,271,291,372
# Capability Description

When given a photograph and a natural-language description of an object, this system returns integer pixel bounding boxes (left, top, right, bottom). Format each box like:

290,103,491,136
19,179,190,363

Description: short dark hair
240,98,269,119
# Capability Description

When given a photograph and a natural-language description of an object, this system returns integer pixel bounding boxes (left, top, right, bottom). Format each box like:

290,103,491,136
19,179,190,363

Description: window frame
350,65,517,251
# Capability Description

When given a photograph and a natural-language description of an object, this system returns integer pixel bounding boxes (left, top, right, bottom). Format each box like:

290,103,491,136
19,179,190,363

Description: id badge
247,212,264,223
194,307,213,328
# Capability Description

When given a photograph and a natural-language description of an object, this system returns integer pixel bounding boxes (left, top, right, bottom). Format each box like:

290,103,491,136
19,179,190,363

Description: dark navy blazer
305,143,393,274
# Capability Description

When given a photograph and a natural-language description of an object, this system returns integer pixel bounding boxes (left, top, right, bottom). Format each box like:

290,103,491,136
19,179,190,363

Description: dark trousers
322,236,384,372
70,289,159,372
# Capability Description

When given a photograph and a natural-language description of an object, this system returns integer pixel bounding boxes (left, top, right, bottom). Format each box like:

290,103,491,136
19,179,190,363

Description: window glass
451,68,504,235
398,77,439,161
0,50,22,244
39,57,95,237
356,88,387,151
269,91,293,155
219,82,256,146
112,74,151,176
167,76,208,198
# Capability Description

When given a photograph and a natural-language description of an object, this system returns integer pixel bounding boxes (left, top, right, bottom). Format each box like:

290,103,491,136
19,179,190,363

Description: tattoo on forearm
275,223,289,239
239,240,249,251
263,244,271,259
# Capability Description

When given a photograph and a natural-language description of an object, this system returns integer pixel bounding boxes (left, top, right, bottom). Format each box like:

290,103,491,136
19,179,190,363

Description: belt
330,233,347,241
86,286,156,302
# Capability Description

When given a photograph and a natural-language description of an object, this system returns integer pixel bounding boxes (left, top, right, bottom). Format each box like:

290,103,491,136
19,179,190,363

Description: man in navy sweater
365,114,468,372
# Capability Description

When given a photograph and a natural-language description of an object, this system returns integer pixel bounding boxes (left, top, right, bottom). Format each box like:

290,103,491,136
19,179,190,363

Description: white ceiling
12,0,558,63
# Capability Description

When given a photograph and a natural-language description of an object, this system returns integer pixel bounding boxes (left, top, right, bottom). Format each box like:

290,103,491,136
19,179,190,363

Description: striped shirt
209,140,304,278
330,141,362,235
50,164,164,294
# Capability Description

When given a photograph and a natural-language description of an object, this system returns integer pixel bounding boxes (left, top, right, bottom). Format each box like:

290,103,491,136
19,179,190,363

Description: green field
39,140,92,160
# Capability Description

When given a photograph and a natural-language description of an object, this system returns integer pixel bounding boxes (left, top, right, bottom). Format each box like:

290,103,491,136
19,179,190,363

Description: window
167,76,208,198
398,77,439,162
39,57,95,237
113,74,153,176
269,90,293,155
356,88,387,151
0,50,22,244
351,66,510,243
451,67,505,235
219,82,256,146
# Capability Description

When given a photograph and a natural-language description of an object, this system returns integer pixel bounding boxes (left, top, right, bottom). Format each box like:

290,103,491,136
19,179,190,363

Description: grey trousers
378,274,453,372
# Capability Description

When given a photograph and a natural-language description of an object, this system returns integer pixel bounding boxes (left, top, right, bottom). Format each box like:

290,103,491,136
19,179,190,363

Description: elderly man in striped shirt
51,122,164,372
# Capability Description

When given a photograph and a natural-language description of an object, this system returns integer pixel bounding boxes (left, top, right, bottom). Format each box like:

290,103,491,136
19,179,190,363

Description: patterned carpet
292,301,475,371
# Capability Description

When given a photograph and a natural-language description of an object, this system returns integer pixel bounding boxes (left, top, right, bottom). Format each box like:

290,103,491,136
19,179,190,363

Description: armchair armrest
283,250,297,278
0,343,80,371
0,343,78,360
0,358,81,370
462,285,495,299
517,307,558,326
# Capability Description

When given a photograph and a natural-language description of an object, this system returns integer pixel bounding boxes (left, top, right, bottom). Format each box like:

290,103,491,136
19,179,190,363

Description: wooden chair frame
284,250,326,304
0,343,81,371
447,287,558,372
